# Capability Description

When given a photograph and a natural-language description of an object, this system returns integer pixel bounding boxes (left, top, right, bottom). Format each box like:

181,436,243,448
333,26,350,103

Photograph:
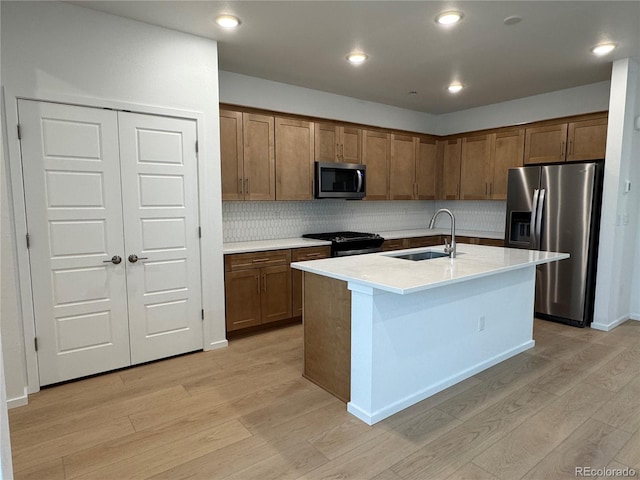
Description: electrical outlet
478,316,486,332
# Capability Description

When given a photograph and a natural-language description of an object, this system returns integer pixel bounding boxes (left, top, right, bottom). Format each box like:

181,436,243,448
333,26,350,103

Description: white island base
348,266,535,425
293,244,568,425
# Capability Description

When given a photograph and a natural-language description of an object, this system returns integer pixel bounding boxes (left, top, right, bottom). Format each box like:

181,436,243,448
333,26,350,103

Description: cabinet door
524,123,568,164
225,270,262,331
362,130,390,200
416,136,437,200
460,134,492,200
389,134,417,200
315,122,339,162
243,113,275,200
275,117,314,200
340,127,362,163
261,265,292,324
566,118,607,161
491,129,524,200
440,139,461,200
220,110,244,200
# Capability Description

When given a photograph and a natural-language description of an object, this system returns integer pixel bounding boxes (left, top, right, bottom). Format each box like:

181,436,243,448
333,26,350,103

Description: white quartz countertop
291,244,569,295
223,228,504,254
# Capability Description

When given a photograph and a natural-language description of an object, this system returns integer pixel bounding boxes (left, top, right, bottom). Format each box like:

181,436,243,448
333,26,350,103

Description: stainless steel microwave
314,161,366,199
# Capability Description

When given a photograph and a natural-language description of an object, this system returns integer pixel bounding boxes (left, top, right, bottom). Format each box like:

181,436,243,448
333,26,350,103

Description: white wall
1,1,224,403
219,70,438,134
0,5,15,475
436,81,611,136
592,58,640,330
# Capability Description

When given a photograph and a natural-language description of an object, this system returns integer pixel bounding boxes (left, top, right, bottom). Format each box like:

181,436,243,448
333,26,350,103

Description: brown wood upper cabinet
491,129,525,199
389,134,418,200
416,135,438,200
275,117,314,200
362,130,390,200
460,134,492,200
220,110,275,200
224,250,292,332
314,122,362,163
460,129,524,200
439,138,462,200
220,110,244,201
524,116,607,165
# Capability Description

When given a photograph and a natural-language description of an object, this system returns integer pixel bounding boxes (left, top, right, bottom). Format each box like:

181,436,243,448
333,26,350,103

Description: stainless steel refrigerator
505,162,603,327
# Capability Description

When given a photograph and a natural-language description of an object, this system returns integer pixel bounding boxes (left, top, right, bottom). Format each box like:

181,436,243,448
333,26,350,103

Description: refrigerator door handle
530,189,540,249
536,189,546,249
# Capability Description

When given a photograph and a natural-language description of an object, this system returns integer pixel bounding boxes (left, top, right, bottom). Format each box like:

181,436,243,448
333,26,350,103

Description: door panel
536,163,596,323
118,112,203,365
19,100,130,385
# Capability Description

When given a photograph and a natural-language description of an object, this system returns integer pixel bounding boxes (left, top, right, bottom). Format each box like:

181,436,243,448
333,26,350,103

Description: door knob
128,254,149,263
103,255,122,265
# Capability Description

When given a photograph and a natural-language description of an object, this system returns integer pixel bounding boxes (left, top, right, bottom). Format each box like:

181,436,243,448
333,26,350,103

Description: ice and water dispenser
509,211,531,244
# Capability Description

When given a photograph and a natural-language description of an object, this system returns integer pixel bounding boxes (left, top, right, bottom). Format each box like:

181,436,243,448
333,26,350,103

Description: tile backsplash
222,200,506,243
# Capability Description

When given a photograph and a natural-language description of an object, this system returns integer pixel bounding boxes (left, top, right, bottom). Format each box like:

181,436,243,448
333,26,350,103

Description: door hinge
198,226,202,238
26,233,30,249
195,140,199,154
201,309,204,321
17,124,22,140
34,337,38,352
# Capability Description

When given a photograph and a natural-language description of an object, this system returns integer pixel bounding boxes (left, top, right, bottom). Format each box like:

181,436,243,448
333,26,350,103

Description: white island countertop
291,244,569,295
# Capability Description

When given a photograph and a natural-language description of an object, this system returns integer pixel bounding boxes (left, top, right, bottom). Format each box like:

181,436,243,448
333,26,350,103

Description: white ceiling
72,1,640,114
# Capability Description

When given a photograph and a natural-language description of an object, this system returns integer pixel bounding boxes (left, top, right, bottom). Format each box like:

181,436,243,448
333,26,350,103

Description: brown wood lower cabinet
457,236,505,247
291,246,331,317
224,250,292,332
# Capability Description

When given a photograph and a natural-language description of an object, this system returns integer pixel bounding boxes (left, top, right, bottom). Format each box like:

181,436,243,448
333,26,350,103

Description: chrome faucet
428,208,456,258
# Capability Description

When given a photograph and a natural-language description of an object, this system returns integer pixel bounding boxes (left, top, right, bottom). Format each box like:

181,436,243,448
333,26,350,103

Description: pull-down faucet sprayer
428,208,456,258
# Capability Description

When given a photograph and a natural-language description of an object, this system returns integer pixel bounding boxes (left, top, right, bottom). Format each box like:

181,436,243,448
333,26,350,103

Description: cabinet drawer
406,236,442,248
292,246,331,261
225,249,291,272
382,239,407,251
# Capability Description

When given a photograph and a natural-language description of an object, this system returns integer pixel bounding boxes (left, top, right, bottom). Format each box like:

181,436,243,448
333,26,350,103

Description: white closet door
117,112,203,364
19,100,131,386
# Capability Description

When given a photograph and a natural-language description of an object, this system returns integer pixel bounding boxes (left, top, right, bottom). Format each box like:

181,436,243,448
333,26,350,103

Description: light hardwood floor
8,319,640,480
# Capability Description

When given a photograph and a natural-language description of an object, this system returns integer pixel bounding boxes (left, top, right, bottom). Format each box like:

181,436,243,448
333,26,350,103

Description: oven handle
333,246,381,257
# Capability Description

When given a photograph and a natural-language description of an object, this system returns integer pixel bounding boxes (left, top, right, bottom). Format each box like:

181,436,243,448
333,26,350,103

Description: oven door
315,162,366,199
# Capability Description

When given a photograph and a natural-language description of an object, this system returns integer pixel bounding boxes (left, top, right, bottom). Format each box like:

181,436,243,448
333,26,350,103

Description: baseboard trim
205,339,228,351
591,314,630,331
7,392,28,409
630,313,640,321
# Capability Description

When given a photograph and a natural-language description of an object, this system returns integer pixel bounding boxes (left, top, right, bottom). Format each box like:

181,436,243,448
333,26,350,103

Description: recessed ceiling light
436,11,463,25
408,91,418,96
448,83,464,94
347,52,368,65
503,15,523,26
215,14,241,28
591,43,616,56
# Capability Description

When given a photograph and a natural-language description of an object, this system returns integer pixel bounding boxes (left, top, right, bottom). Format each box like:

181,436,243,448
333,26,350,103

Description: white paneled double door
19,100,203,386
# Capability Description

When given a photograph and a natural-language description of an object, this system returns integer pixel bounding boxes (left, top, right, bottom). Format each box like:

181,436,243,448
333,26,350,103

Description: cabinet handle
252,258,269,263
561,141,565,158
485,183,488,195
262,273,267,292
489,182,493,196
238,178,243,194
256,276,260,294
568,139,573,156
305,253,324,259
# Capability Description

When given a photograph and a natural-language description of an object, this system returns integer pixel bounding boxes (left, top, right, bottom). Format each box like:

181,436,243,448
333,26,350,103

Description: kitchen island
291,244,568,425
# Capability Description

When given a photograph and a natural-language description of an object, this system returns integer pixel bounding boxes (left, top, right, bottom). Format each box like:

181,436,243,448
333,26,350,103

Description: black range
302,231,385,257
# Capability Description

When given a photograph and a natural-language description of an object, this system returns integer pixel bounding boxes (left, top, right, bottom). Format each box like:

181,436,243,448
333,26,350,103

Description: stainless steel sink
385,251,450,261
